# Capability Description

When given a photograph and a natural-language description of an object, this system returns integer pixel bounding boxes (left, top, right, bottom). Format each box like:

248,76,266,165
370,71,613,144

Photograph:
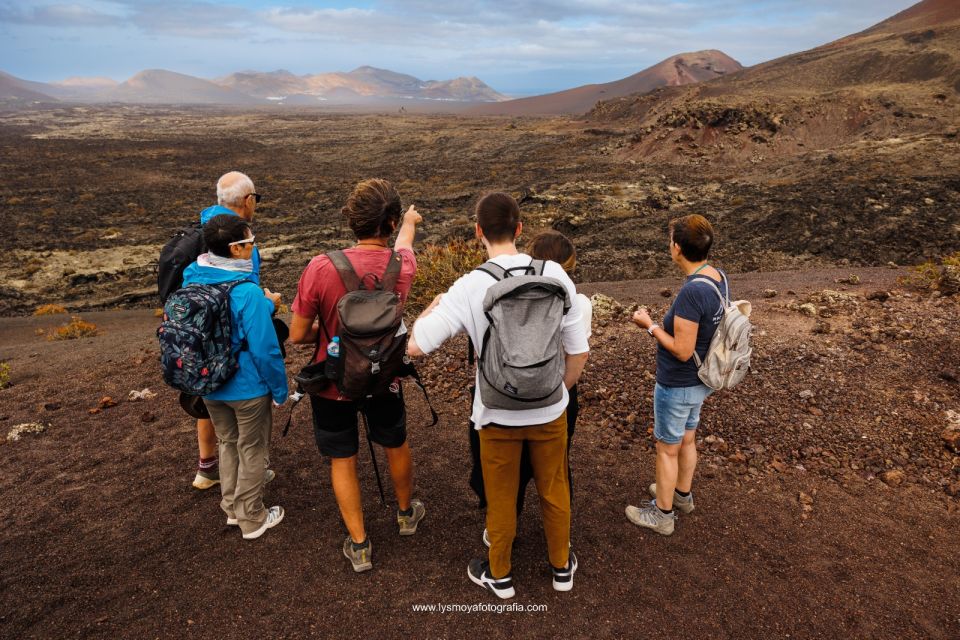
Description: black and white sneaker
467,558,515,599
551,550,578,592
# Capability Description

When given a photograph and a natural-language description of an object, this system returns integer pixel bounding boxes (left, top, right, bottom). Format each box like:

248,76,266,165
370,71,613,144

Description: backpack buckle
371,362,381,375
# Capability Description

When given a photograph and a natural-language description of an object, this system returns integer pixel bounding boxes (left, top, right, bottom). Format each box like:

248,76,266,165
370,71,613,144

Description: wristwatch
647,323,659,336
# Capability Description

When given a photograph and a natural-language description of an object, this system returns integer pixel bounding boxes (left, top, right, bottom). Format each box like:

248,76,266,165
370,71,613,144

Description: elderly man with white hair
192,171,282,491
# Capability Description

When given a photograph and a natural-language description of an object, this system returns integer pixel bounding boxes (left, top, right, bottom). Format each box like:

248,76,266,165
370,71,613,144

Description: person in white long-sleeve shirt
407,193,589,600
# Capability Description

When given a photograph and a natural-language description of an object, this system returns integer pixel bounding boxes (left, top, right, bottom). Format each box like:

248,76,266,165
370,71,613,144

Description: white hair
216,172,255,208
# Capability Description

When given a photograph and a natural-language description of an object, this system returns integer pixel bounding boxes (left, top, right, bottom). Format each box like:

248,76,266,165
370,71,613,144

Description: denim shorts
653,382,713,445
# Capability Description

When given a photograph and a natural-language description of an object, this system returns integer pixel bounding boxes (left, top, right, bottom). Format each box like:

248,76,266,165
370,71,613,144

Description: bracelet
647,323,659,336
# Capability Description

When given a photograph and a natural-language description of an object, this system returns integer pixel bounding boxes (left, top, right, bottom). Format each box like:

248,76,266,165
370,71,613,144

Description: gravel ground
0,267,957,639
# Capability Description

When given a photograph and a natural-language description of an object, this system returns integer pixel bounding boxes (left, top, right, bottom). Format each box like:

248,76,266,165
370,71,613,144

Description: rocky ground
1,106,958,314
0,103,958,638
0,267,957,639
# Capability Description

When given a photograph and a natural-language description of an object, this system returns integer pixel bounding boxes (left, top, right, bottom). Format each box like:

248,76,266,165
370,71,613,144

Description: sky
0,0,919,95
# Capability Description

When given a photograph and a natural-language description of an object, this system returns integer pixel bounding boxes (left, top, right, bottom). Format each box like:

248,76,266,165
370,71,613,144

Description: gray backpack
691,275,753,390
476,259,571,411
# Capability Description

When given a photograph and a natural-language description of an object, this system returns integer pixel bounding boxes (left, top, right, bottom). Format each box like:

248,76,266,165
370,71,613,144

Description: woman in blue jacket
182,214,288,540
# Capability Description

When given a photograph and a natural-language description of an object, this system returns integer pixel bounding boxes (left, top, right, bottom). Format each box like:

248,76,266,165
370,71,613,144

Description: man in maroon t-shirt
290,179,424,573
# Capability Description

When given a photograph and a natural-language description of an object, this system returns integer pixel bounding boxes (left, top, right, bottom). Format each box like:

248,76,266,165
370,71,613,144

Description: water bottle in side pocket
325,336,341,381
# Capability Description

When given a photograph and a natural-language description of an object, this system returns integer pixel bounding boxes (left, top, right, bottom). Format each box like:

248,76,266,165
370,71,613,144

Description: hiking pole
359,410,387,506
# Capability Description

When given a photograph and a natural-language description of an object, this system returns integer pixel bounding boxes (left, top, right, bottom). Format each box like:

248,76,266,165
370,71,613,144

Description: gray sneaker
625,501,677,536
343,536,373,573
398,499,426,536
648,483,695,514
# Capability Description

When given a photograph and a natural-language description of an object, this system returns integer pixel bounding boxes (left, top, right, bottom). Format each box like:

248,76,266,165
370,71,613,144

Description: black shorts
310,388,407,458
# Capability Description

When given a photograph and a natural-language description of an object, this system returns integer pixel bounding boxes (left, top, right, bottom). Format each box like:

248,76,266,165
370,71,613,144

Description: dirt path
0,268,957,639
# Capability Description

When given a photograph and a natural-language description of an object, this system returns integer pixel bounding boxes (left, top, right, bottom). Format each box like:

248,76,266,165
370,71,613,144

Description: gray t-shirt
655,271,729,387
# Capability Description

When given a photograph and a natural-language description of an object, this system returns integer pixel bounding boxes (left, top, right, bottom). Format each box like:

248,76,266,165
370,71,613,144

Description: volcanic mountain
101,70,262,105
468,50,742,116
587,0,960,163
0,71,58,103
215,66,508,103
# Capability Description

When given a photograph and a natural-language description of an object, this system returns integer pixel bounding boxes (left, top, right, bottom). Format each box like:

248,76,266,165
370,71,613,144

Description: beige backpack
691,277,753,390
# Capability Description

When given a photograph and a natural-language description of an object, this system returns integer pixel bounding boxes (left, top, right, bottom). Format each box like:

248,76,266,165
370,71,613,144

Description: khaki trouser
205,395,272,535
480,411,570,578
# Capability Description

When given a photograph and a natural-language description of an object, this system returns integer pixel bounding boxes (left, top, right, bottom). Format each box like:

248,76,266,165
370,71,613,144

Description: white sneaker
226,517,238,526
192,470,219,490
551,550,578,592
468,558,515,599
242,506,284,540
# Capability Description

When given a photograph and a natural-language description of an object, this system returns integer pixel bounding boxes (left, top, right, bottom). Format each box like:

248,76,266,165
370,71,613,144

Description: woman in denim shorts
625,214,729,536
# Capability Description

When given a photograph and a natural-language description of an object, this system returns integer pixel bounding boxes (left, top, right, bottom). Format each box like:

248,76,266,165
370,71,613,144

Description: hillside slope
469,50,741,116
587,0,960,163
0,71,58,103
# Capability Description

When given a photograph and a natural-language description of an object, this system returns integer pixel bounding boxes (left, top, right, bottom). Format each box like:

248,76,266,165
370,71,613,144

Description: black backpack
158,224,205,305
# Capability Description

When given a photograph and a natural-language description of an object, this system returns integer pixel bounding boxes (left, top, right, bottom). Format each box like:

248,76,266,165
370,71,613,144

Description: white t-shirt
413,253,590,428
575,292,592,339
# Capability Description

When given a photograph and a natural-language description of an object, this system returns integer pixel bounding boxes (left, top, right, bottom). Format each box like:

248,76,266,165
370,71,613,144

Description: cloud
256,0,916,70
127,1,253,38
0,2,124,27
0,0,920,91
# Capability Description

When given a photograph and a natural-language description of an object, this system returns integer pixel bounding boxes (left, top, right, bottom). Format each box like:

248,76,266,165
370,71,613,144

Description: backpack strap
690,274,730,307
688,274,730,369
281,392,306,437
380,250,402,292
328,250,362,292
402,362,440,427
475,261,506,281
221,279,258,352
532,259,546,276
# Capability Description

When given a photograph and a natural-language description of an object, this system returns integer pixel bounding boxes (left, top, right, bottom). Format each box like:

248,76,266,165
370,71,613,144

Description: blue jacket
182,261,288,404
200,205,262,284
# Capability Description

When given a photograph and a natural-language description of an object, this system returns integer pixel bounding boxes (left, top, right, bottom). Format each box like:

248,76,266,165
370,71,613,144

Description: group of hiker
157,170,751,600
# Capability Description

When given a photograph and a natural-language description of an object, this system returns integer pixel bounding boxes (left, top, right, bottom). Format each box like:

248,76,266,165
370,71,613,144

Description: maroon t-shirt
292,247,417,400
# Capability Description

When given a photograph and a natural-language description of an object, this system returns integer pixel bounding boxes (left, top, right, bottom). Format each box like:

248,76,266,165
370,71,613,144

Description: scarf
197,253,253,273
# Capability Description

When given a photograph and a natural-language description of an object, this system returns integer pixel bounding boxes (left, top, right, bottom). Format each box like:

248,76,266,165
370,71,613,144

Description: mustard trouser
480,411,570,578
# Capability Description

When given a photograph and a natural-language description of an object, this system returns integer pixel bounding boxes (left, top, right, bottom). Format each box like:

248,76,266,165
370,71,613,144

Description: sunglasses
247,192,262,203
228,235,256,246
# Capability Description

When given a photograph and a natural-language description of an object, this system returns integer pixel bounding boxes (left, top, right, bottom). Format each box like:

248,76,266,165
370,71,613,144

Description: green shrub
900,252,960,293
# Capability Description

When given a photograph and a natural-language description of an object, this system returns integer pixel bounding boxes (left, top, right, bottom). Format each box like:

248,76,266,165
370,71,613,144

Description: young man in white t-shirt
407,193,589,599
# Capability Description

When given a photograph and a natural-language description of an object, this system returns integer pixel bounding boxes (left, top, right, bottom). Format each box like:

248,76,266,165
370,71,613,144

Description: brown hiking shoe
398,499,425,536
343,536,373,573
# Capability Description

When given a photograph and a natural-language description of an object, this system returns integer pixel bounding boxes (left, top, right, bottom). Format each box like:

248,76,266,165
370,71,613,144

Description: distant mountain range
0,55,745,111
0,66,509,106
469,50,742,116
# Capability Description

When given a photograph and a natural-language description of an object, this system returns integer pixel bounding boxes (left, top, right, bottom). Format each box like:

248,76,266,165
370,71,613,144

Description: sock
398,506,413,517
653,500,673,516
198,456,218,473
675,489,691,498
351,538,370,551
